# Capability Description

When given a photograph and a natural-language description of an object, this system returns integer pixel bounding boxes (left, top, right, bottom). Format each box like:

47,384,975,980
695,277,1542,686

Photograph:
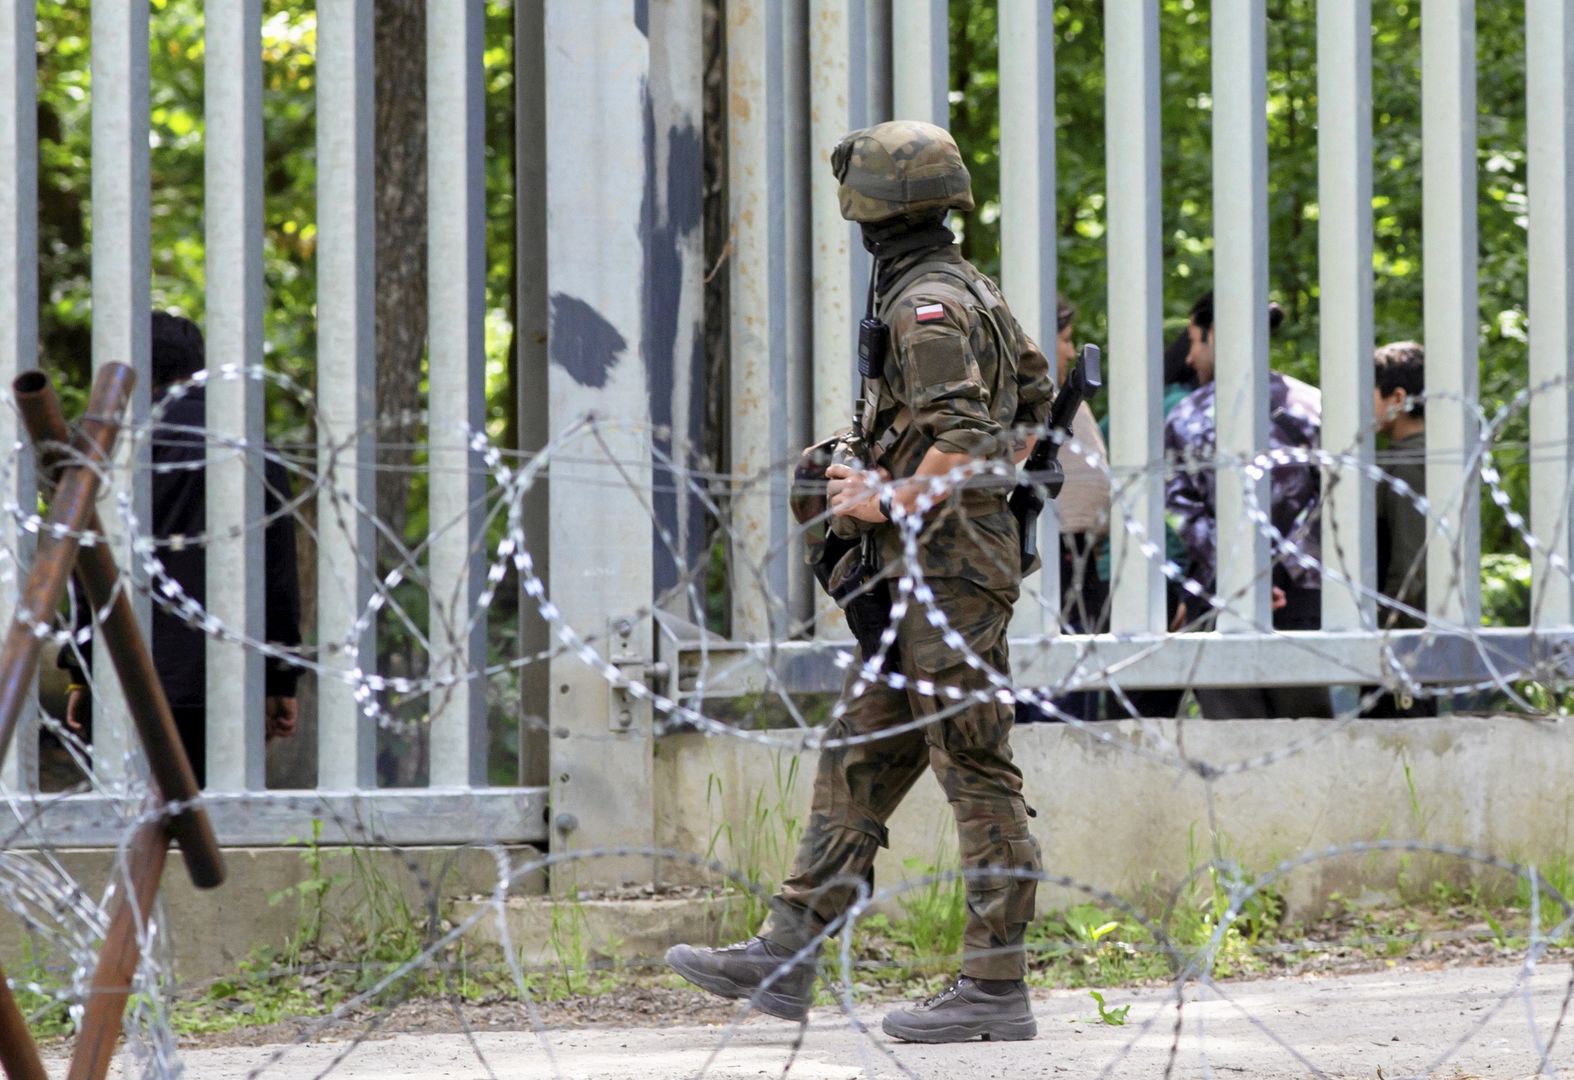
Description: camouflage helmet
831,120,974,223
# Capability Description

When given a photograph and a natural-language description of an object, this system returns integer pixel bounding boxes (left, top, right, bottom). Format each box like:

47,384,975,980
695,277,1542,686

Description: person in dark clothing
61,312,302,784
1365,340,1434,717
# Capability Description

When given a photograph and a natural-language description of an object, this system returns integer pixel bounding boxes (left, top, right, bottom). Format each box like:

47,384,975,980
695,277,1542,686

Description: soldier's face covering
858,213,954,257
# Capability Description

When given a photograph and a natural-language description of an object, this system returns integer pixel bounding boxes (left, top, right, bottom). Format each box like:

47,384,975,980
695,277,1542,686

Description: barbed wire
2,365,1573,1077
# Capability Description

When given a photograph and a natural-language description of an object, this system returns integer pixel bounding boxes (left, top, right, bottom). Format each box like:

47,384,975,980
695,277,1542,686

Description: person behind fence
1364,340,1434,718
60,312,303,785
666,120,1052,1043
1164,290,1333,719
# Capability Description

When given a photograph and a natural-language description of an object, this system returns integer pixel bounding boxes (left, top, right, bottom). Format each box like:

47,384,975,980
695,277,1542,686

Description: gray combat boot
881,976,1037,1043
665,937,817,1022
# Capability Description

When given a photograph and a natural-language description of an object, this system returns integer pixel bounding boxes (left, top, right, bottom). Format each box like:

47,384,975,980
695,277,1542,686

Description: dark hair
1187,290,1286,337
1056,294,1075,333
1374,340,1425,419
151,311,205,388
1163,327,1196,388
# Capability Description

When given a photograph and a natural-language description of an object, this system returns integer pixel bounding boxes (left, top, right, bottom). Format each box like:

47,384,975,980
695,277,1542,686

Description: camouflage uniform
765,123,1056,980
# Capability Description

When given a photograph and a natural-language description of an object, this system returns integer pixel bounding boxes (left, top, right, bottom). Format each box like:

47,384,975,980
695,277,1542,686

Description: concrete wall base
0,844,544,984
456,894,744,968
655,716,1574,923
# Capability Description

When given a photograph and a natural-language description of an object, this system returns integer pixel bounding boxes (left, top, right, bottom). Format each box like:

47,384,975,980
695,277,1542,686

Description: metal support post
1104,1,1166,635
0,0,38,794
1422,0,1481,626
204,0,267,792
646,0,711,623
891,0,947,125
999,0,1059,639
781,0,814,632
315,0,378,789
515,0,550,787
544,0,656,888
89,0,151,786
427,0,490,786
1527,0,1574,628
725,0,795,641
1317,0,1377,631
807,0,878,638
1211,0,1271,633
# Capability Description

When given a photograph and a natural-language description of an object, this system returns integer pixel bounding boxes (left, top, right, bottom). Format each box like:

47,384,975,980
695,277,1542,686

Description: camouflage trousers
763,576,1041,980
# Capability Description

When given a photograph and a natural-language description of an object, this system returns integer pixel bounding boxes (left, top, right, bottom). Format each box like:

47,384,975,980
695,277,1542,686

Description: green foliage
950,2,1535,553
1480,553,1531,627
1088,989,1130,1026
881,856,969,975
36,1,518,440
705,751,804,938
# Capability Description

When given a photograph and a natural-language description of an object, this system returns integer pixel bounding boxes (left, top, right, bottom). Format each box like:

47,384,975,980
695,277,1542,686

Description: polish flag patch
914,303,946,323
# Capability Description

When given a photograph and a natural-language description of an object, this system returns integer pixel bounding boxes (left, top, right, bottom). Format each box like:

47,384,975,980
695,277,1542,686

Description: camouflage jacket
1162,372,1323,592
861,245,1055,590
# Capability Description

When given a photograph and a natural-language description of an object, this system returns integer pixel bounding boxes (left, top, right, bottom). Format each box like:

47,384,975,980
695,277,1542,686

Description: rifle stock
1010,343,1103,573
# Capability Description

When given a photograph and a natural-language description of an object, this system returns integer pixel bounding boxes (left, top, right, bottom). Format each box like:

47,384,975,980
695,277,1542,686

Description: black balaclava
860,210,955,297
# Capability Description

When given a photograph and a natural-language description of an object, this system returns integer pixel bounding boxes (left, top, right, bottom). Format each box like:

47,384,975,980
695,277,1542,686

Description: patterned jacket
1162,372,1323,592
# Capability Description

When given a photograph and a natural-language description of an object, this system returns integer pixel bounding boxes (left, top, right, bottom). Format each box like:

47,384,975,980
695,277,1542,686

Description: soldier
667,120,1054,1043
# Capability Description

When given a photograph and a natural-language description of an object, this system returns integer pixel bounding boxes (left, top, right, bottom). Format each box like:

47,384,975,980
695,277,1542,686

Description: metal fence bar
314,0,378,791
90,0,151,787
725,0,793,641
806,0,872,638
866,0,893,122
781,0,814,630
426,0,489,787
0,787,549,848
809,0,870,446
1104,1,1166,635
203,0,266,793
675,627,1572,697
515,0,550,787
544,0,656,887
1422,0,1481,626
998,0,1059,639
1317,0,1376,632
0,0,38,795
1527,0,1574,629
891,0,946,125
647,0,709,622
1210,0,1271,634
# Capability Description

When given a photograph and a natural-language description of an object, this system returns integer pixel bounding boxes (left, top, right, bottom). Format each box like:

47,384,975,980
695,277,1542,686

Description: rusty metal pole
12,368,224,890
0,965,48,1080
0,368,136,767
63,818,167,1080
0,369,143,1080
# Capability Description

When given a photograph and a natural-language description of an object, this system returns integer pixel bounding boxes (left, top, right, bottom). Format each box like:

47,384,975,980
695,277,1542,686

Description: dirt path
43,962,1574,1078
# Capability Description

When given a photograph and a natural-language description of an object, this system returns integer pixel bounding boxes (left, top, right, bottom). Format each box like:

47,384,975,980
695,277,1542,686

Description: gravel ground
41,961,1574,1079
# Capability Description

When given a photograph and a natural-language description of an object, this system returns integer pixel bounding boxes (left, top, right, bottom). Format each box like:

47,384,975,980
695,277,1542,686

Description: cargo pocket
1005,836,1042,925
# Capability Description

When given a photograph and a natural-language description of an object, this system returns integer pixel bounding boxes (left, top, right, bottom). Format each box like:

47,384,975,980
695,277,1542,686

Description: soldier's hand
827,463,890,523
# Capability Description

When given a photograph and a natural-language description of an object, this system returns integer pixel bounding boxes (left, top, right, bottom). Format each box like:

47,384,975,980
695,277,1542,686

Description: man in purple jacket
1164,291,1331,719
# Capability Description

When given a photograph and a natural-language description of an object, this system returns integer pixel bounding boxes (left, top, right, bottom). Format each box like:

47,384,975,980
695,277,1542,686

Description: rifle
1009,343,1103,574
